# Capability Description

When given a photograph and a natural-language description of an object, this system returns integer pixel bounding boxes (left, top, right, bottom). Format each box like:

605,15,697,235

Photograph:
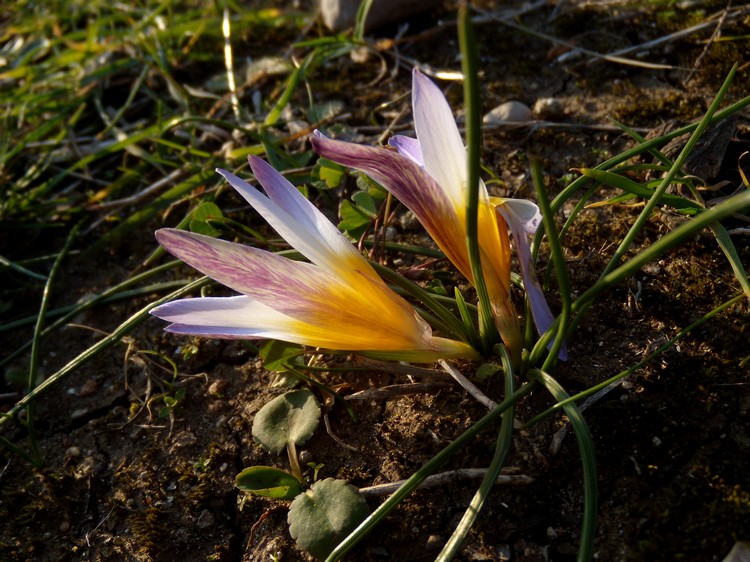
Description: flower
150,155,479,363
311,68,561,359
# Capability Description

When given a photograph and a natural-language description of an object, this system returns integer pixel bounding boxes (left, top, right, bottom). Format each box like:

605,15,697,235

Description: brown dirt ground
2,1,750,561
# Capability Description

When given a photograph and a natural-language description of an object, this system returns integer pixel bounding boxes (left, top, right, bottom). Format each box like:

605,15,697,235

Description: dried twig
345,381,453,401
683,4,730,86
359,468,534,497
439,360,496,410
354,357,451,379
93,168,187,211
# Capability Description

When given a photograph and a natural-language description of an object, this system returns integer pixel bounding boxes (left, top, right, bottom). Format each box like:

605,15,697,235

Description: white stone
482,101,533,125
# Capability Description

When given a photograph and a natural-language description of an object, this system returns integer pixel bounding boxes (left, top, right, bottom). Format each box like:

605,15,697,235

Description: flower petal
495,204,568,360
311,131,470,275
495,198,542,233
151,295,304,340
389,135,423,167
155,229,458,354
156,228,338,315
152,295,478,360
216,164,375,280
150,294,405,350
412,68,468,207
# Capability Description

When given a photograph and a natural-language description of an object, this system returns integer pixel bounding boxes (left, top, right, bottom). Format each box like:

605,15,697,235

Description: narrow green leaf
710,223,750,298
0,277,211,433
324,382,537,561
353,0,375,41
579,168,702,215
527,369,597,562
236,466,304,500
458,3,497,353
437,345,516,560
573,188,750,312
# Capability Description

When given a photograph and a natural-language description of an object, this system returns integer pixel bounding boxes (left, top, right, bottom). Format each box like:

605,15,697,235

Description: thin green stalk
325,381,538,561
557,64,739,339
524,292,745,428
458,2,496,353
97,65,150,139
0,435,42,467
548,91,750,218
0,280,189,334
454,288,481,351
606,123,750,298
527,369,597,562
264,50,316,127
25,222,81,465
530,158,571,369
353,0,375,41
361,240,446,259
0,261,186,369
572,188,750,313
371,261,476,345
603,64,736,278
709,224,750,298
0,254,48,281
436,345,516,560
0,277,210,433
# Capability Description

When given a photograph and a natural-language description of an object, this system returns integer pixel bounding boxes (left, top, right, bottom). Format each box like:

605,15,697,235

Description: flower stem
458,2,496,354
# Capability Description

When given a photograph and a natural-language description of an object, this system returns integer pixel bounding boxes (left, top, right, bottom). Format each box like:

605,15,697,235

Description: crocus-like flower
311,68,561,359
150,156,479,363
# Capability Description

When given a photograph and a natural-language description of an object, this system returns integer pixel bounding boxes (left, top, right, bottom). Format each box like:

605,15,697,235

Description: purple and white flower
150,156,479,362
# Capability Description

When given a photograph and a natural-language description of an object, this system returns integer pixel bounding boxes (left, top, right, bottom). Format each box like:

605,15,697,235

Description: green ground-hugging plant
236,388,369,560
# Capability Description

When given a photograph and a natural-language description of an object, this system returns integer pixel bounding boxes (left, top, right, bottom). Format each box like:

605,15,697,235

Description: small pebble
197,509,215,529
78,379,99,397
426,534,443,550
208,380,228,396
59,521,70,533
398,210,420,231
533,97,566,120
65,446,81,458
483,101,533,125
70,408,89,421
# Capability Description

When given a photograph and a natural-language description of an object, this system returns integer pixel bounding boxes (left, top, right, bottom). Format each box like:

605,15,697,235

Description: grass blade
0,276,210,434
458,2,497,353
436,345,516,560
324,382,537,561
527,369,597,562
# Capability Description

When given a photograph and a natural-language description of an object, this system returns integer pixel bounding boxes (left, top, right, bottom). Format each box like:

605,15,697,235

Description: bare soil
2,2,749,561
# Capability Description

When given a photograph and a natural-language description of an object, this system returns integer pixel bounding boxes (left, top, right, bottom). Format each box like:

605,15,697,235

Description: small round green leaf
252,389,321,454
287,478,370,560
235,466,304,500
